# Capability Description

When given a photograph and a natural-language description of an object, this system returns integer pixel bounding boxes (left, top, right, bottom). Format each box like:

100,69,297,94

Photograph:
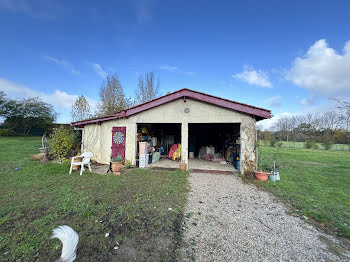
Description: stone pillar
240,116,257,175
181,121,189,169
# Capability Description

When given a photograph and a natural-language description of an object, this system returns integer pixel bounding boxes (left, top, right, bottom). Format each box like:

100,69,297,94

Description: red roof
71,88,271,126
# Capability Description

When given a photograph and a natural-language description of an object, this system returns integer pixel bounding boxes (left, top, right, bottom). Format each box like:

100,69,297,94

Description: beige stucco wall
82,98,257,173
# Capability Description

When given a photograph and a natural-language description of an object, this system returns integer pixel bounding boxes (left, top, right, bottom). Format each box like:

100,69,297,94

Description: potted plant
254,169,270,181
112,155,124,175
179,161,187,171
255,153,270,181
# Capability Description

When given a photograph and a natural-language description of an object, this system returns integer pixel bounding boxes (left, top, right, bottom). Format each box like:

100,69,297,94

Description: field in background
258,146,350,239
260,141,349,151
0,137,188,261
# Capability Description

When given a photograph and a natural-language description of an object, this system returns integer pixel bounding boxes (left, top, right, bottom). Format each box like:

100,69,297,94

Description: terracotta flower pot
72,157,81,170
255,171,269,181
179,162,187,171
112,162,123,175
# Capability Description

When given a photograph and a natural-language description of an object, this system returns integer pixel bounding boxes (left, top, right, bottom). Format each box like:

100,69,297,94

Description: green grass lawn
0,137,188,261
258,146,350,239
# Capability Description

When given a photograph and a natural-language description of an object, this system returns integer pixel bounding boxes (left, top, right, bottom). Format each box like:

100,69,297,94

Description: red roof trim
71,89,271,126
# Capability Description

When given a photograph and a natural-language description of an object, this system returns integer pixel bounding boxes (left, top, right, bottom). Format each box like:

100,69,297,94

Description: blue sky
1,0,350,127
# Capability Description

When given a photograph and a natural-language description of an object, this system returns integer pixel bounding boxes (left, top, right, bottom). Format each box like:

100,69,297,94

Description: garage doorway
188,123,240,172
136,123,181,167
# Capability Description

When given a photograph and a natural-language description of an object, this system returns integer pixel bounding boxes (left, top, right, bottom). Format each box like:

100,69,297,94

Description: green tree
71,95,91,122
96,73,131,116
1,96,56,135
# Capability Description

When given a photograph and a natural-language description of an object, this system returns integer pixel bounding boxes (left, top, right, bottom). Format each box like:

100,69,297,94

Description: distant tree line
258,101,350,150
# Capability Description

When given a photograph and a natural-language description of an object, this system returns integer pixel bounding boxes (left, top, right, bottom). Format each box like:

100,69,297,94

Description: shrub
49,126,74,159
277,142,283,148
312,143,319,150
322,141,333,150
124,159,131,168
0,129,9,136
270,137,276,147
305,140,316,149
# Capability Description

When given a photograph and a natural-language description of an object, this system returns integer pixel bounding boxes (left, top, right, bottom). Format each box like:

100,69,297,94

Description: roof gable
72,89,271,126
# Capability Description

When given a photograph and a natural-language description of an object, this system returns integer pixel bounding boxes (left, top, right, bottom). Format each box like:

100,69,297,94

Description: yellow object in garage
173,144,181,161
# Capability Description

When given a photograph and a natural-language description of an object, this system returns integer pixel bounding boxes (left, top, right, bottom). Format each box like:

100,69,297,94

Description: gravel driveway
181,172,349,262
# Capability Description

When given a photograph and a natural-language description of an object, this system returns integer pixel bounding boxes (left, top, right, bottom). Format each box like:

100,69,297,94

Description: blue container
269,174,277,182
235,160,240,171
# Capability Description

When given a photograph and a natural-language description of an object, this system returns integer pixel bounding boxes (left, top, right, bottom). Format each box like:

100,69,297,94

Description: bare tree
275,116,293,142
318,111,339,131
289,115,305,148
97,73,129,116
71,95,91,122
135,72,160,104
331,98,350,131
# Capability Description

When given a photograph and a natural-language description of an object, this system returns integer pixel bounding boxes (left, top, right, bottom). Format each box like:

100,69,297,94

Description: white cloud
258,112,292,130
0,0,63,19
233,66,272,88
0,77,97,123
160,65,178,72
43,55,80,75
286,39,350,97
300,95,316,107
184,71,196,76
134,0,152,23
264,95,282,107
90,63,107,78
159,65,195,76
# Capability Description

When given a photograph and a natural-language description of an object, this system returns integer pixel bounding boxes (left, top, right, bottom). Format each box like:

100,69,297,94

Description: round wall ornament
113,132,125,144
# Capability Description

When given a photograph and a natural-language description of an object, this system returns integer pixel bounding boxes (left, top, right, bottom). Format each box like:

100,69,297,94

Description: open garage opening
188,123,241,172
136,123,182,168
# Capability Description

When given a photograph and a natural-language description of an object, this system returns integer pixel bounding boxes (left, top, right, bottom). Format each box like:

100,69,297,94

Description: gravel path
181,172,349,262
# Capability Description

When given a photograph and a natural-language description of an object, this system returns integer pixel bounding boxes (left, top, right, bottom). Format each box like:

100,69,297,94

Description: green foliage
112,155,123,162
277,141,283,148
1,96,56,135
0,136,188,261
124,159,131,168
97,73,132,116
49,126,74,159
0,129,10,136
72,130,82,155
312,143,319,150
305,140,317,149
322,136,333,150
71,95,91,122
269,137,276,147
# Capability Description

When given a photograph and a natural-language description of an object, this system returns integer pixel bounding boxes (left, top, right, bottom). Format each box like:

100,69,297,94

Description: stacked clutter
198,146,226,162
197,145,240,169
137,126,165,167
138,142,148,168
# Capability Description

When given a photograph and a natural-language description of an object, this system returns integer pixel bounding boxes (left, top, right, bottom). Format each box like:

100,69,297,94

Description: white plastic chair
69,152,93,176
